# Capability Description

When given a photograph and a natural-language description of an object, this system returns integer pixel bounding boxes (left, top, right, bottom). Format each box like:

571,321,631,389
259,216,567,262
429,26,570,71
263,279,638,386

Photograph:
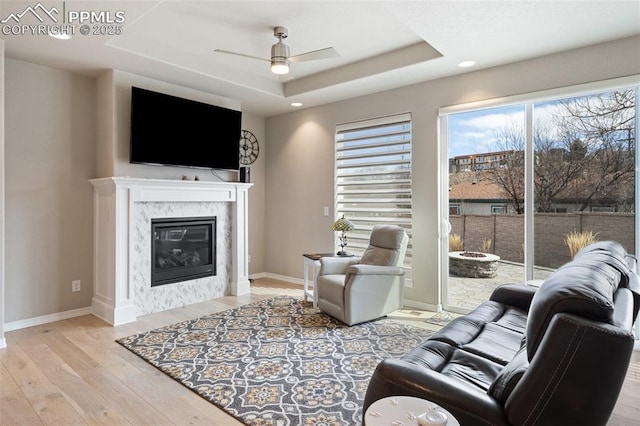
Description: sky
447,101,564,158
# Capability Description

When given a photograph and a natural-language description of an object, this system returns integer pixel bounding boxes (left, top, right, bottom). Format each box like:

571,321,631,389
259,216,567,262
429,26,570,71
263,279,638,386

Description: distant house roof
452,150,512,161
449,181,508,202
449,177,632,205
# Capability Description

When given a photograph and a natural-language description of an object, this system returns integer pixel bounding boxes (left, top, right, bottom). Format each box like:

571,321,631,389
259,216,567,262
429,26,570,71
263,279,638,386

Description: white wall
96,70,267,275
1,40,6,347
265,36,640,309
4,58,96,322
2,62,268,326
2,35,637,325
240,113,266,274
105,70,241,181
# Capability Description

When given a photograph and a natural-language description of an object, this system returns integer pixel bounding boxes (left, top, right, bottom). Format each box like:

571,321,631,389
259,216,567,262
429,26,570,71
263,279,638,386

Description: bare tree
488,90,635,213
490,123,585,213
557,90,635,211
489,124,525,214
533,124,586,212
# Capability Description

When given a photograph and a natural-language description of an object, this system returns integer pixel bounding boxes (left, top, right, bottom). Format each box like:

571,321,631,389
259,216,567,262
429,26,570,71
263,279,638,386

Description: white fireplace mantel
89,177,253,326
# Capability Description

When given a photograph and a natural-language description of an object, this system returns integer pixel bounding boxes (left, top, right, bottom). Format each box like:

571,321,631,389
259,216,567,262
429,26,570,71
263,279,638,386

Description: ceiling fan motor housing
270,26,291,74
271,41,290,65
271,26,290,67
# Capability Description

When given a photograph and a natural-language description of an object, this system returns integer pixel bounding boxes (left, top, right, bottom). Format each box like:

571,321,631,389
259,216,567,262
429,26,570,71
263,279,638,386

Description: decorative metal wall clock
239,130,259,165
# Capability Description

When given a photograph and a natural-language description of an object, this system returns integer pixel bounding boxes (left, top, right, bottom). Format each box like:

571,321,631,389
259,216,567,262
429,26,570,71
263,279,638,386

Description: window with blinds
335,113,412,271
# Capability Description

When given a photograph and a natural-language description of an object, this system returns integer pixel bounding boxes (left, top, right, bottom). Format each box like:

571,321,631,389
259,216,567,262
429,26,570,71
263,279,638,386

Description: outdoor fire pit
449,251,501,278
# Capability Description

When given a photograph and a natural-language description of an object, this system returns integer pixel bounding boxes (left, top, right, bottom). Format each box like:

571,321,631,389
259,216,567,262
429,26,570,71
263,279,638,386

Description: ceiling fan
214,26,339,75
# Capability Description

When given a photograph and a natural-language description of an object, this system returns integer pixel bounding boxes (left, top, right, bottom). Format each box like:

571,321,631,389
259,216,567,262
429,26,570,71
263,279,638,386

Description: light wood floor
1,278,639,425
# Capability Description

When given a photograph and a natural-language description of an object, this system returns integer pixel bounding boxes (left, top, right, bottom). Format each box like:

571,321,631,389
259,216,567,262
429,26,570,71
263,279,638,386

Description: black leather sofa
364,241,639,425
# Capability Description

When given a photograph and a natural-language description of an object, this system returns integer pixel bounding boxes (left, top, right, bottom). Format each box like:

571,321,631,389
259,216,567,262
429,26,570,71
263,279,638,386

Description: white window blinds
335,113,412,270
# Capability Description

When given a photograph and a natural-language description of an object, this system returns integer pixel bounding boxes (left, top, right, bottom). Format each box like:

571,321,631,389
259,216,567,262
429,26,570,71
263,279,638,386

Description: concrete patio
447,261,555,312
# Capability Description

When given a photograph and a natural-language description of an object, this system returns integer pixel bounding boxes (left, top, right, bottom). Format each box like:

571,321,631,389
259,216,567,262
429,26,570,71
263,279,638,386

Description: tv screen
130,87,241,171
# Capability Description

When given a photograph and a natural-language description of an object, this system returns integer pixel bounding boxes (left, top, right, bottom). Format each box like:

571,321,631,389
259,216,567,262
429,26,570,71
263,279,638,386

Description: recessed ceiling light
291,102,303,107
458,60,476,68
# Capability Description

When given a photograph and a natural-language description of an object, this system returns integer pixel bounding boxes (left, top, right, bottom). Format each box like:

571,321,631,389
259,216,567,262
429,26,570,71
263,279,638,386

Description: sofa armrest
626,254,637,273
346,264,405,276
318,257,358,275
625,272,640,322
342,266,405,325
490,283,537,312
507,313,634,426
364,359,509,426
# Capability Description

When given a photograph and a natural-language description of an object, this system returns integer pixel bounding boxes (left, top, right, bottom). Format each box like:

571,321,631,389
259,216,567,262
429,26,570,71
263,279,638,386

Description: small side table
302,253,335,308
364,396,459,426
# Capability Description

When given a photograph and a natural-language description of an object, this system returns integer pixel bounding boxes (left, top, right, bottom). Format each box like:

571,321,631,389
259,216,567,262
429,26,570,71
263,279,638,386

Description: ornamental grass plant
565,230,599,258
449,234,464,251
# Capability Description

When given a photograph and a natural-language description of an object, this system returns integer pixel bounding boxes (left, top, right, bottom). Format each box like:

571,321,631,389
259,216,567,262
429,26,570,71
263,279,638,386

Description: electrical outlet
248,255,252,263
323,206,329,216
72,280,81,292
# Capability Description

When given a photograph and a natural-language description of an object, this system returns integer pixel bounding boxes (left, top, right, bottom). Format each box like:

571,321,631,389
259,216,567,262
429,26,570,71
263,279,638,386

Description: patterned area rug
117,296,432,425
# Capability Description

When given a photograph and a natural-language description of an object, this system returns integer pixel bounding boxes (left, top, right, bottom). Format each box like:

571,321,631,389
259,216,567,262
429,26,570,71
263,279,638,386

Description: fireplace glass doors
151,217,216,287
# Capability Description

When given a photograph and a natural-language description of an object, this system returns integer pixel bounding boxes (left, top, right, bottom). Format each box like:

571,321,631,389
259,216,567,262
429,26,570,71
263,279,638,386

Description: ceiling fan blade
214,49,269,63
289,47,339,63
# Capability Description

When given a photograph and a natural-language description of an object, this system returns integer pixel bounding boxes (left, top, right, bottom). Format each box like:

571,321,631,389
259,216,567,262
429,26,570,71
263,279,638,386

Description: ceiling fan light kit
215,25,338,76
270,60,289,75
270,26,290,74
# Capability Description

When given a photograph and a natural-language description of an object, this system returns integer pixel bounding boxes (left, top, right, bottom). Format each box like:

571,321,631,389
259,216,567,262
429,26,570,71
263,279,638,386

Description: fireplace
151,217,216,286
90,177,251,325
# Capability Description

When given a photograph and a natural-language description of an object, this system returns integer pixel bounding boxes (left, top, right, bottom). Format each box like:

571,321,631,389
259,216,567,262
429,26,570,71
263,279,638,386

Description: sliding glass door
445,106,525,312
441,83,637,313
532,91,637,279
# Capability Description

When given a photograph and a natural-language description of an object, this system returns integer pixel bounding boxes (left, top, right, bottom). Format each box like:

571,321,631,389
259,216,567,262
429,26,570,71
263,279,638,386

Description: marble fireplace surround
89,177,252,326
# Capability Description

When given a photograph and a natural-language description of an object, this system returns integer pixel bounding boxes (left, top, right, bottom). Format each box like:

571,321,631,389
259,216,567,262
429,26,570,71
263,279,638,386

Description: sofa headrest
525,255,621,359
574,240,627,259
574,241,630,286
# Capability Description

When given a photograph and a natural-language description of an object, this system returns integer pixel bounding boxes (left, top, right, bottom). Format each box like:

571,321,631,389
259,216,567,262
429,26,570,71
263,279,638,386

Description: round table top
364,396,460,426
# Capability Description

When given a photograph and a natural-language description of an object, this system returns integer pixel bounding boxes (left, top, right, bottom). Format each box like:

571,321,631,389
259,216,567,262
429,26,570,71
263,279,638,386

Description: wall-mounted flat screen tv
130,87,241,171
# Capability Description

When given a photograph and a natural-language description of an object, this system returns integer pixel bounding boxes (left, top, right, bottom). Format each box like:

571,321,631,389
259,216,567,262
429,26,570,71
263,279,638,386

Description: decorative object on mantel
332,214,355,256
117,296,432,426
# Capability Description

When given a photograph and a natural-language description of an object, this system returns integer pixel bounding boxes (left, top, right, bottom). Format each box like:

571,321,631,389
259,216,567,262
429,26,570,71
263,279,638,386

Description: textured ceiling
1,0,639,116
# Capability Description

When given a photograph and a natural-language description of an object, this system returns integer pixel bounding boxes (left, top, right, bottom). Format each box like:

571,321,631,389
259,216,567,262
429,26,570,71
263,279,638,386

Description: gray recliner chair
316,225,409,326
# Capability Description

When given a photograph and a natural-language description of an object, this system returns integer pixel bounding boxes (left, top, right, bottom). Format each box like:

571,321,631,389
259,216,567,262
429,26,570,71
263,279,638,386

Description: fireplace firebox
151,217,216,287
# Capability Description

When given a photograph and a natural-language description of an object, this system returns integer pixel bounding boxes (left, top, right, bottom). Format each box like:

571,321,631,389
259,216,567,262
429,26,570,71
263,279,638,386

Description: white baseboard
0,274,442,335
248,272,268,280
260,272,304,286
4,306,93,332
251,272,438,312
403,299,440,312
3,275,301,334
